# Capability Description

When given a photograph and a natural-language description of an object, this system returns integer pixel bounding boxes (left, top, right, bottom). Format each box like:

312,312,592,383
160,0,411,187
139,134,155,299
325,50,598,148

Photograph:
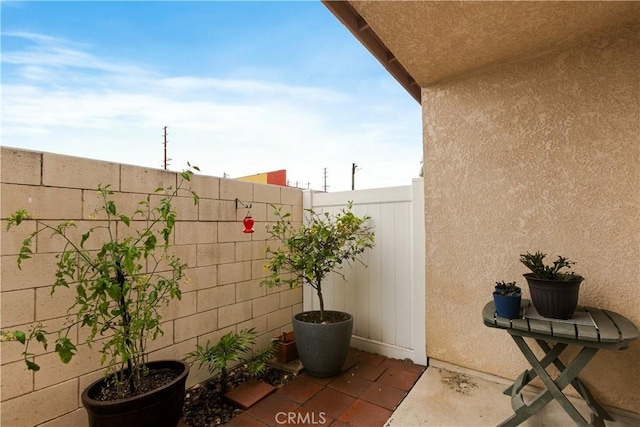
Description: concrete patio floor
180,350,639,426
387,360,640,427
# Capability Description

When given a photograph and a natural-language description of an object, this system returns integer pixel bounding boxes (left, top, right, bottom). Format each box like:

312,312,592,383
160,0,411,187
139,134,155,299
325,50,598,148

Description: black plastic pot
81,359,189,427
293,310,353,377
524,273,584,320
493,292,522,319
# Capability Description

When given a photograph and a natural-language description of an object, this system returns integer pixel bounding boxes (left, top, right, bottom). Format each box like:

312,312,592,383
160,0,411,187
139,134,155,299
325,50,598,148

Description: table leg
498,335,600,427
537,340,613,422
503,342,567,396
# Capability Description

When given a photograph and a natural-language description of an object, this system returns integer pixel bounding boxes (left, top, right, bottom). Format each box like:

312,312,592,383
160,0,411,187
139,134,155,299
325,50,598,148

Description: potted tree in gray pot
261,203,374,377
1,166,199,427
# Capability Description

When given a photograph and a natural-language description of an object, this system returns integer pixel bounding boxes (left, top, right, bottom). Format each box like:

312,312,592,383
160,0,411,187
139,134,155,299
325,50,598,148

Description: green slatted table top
483,300,639,350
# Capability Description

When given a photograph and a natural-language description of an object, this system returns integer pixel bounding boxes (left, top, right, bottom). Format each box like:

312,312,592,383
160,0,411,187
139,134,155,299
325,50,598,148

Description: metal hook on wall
235,199,252,210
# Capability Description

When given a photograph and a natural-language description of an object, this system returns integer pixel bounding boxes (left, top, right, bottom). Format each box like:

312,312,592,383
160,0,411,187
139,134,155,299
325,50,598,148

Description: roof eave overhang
322,0,421,104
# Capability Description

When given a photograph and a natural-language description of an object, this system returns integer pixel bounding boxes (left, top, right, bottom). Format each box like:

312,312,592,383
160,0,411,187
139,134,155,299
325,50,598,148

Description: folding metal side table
483,299,639,427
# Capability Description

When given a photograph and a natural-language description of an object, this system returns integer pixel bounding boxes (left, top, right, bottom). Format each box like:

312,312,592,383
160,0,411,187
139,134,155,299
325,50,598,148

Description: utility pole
351,163,358,190
322,168,329,192
162,126,171,170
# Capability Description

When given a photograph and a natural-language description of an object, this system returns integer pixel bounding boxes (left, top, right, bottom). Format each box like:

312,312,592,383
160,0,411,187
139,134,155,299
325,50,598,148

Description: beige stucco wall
422,24,639,412
0,148,303,426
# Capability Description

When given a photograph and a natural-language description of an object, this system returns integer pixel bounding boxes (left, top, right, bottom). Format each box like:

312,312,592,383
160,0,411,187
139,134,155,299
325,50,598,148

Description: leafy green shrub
1,166,199,398
245,344,276,378
185,328,274,391
261,203,375,322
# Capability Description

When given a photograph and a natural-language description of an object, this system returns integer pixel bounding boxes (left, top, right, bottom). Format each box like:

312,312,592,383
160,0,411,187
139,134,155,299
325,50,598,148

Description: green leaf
119,215,130,226
34,331,47,347
14,330,26,344
98,302,109,315
25,360,40,371
106,284,122,301
76,284,87,299
106,200,116,215
55,338,76,364
80,232,90,247
144,234,157,252
124,247,136,273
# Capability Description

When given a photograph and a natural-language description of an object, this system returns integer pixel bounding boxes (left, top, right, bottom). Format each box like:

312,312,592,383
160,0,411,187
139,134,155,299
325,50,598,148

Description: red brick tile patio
182,348,426,426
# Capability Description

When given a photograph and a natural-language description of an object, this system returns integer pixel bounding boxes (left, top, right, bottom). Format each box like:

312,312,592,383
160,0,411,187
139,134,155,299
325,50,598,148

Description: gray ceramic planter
524,273,584,320
293,310,353,377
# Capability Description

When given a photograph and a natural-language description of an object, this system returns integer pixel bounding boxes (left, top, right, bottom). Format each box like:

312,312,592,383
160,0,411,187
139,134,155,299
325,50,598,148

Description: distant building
236,169,287,186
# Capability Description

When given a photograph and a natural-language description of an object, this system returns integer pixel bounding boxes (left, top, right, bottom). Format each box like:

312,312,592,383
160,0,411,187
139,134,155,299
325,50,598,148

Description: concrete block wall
0,147,303,426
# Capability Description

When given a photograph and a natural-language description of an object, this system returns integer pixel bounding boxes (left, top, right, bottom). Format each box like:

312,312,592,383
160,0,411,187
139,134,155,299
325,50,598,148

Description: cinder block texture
199,199,236,221
42,152,120,189
1,379,79,427
0,149,303,426
120,164,176,193
187,174,220,200
1,184,82,220
197,284,236,312
253,183,281,204
220,178,253,202
218,301,252,328
1,290,35,328
0,147,42,185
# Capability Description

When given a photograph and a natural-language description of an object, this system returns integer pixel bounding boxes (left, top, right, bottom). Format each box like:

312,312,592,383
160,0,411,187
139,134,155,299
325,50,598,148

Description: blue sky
1,1,422,191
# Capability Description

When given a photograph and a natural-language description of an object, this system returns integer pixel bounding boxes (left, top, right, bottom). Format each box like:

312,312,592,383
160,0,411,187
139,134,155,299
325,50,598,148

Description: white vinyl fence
303,179,426,364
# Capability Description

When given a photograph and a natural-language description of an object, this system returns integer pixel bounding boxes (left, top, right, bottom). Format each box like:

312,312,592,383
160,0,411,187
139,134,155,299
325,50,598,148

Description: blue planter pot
493,292,522,319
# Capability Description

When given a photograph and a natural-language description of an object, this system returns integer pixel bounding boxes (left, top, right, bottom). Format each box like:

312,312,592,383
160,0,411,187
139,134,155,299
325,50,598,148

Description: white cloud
1,32,422,191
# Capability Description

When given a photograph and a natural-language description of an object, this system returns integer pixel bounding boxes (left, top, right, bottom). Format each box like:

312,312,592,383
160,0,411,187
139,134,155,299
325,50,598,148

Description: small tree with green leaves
261,203,375,323
1,166,199,399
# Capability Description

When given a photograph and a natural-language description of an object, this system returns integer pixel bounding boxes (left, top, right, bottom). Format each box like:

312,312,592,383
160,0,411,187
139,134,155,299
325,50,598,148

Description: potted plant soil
492,281,522,319
1,166,199,427
520,251,584,320
261,203,375,377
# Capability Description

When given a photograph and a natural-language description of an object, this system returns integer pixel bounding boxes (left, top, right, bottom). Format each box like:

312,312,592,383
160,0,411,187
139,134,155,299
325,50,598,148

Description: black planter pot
524,273,584,320
81,359,189,427
293,310,353,377
493,292,522,319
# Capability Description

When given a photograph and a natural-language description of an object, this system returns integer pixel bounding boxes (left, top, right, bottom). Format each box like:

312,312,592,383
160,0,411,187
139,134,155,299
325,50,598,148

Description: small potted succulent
492,281,522,319
520,251,584,319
